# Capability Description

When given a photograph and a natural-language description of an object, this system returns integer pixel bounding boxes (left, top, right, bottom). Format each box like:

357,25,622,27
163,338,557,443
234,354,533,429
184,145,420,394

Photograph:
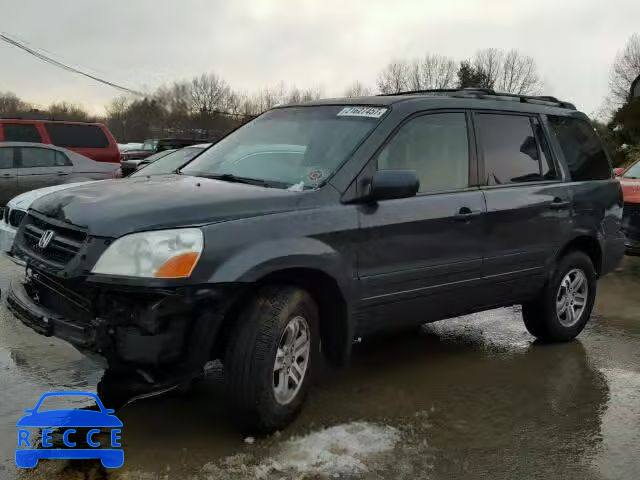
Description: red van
0,119,119,163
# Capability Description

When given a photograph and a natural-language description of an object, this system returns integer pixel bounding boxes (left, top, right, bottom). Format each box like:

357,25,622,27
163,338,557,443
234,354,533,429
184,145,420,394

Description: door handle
1,173,13,178
453,207,481,222
548,198,570,209
56,172,69,176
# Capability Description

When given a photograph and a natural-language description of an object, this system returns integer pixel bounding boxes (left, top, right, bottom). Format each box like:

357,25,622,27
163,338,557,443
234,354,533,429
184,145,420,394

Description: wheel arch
211,239,355,367
555,235,603,276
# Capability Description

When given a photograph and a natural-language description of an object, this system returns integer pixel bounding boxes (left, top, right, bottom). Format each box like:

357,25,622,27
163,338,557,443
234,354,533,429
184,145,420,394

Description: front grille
8,209,26,228
20,214,87,267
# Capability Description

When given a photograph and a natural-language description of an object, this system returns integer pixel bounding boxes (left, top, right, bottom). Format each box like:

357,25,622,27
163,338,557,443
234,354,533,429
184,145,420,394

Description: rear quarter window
3,123,42,142
547,116,610,181
44,124,109,148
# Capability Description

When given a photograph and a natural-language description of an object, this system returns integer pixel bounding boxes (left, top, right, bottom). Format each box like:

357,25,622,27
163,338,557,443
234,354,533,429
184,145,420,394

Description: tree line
1,39,639,167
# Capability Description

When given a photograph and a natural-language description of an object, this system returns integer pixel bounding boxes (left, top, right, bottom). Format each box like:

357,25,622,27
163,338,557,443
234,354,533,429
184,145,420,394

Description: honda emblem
37,230,55,249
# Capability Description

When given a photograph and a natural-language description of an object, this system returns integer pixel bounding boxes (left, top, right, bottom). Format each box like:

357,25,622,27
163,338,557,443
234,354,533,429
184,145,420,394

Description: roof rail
378,88,576,110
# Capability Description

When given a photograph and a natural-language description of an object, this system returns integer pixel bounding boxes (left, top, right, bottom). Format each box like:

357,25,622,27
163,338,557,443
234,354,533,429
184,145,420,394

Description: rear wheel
224,285,319,432
522,251,597,342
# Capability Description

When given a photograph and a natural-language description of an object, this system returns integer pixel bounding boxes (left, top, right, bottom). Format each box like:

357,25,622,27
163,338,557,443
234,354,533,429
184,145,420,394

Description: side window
3,123,42,142
377,112,469,193
477,114,548,185
20,148,57,168
44,124,109,148
55,151,72,167
547,116,610,181
532,118,559,180
0,148,15,169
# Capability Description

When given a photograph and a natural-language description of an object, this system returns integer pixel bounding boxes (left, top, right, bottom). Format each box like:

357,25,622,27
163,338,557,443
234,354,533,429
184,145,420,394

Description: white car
0,181,98,263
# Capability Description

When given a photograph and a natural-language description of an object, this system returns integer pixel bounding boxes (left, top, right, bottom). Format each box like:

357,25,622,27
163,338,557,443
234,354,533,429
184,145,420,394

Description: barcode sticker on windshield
337,106,388,118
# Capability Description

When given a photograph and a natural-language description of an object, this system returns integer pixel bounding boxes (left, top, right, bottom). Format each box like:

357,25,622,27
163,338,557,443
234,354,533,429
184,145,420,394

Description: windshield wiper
196,173,270,187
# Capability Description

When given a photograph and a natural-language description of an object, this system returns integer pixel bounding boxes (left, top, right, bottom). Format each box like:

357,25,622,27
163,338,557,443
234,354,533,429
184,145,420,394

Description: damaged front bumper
7,268,241,395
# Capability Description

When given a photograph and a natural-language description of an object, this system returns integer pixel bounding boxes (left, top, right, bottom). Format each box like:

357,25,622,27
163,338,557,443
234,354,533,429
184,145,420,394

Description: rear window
45,123,109,149
3,123,42,142
547,116,610,181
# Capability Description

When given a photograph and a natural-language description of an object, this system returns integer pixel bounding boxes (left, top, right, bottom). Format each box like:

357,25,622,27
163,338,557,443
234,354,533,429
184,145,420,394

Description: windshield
623,161,640,179
142,139,158,151
131,147,205,177
181,106,386,189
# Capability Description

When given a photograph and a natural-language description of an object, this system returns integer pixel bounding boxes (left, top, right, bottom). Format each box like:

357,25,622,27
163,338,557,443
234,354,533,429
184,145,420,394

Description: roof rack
378,88,576,110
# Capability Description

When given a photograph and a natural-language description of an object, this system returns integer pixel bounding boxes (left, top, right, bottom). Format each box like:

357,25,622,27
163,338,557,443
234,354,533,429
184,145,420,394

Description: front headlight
91,228,203,278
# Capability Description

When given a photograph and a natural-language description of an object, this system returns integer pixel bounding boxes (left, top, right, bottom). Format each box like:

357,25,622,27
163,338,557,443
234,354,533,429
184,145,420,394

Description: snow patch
272,421,400,476
201,422,400,479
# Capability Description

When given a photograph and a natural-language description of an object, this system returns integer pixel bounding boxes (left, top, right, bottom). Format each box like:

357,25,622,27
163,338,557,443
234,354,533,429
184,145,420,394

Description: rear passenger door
0,147,18,206
17,147,72,195
357,112,486,332
475,112,571,301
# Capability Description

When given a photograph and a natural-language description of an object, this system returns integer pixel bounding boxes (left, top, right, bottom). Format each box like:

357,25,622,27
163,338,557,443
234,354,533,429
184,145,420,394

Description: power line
0,32,145,96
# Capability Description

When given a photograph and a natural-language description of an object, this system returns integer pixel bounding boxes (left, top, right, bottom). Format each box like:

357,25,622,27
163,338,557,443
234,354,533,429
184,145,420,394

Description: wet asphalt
0,254,639,479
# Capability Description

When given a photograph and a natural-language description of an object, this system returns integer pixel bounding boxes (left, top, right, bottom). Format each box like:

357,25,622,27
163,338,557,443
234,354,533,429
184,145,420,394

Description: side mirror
613,167,624,178
368,170,419,202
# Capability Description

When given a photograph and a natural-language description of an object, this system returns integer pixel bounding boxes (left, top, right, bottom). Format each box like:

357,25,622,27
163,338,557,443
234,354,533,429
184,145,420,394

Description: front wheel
224,285,320,432
522,251,597,342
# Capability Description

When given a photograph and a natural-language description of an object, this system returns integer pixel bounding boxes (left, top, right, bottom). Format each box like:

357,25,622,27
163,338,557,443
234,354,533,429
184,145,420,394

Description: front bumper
6,272,237,374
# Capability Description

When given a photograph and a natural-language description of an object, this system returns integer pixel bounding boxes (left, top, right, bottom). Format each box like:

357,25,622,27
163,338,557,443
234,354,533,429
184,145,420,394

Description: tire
224,285,320,432
522,251,597,342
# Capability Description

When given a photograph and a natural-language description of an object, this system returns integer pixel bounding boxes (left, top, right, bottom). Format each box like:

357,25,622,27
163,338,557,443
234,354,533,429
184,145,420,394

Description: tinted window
3,123,42,142
547,116,610,181
0,148,14,169
533,119,559,180
477,114,545,185
45,124,109,148
20,147,57,168
377,113,469,193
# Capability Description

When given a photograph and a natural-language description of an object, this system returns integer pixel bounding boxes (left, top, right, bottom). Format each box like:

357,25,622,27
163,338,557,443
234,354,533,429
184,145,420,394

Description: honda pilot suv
6,89,625,432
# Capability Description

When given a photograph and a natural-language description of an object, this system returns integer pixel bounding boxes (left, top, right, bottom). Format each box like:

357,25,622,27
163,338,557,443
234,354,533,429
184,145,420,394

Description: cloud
1,0,638,115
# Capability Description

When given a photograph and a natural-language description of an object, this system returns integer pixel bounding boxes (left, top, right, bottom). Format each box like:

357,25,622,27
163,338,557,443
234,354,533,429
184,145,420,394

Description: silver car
0,142,119,207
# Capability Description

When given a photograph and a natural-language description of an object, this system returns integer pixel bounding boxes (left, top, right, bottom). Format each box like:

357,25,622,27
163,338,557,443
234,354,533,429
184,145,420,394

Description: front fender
207,237,353,298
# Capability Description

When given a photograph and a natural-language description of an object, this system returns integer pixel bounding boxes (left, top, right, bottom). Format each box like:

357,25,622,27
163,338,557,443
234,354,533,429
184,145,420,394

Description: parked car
120,143,211,176
0,147,209,259
0,180,99,262
118,142,143,153
617,159,640,255
120,138,204,162
0,119,119,163
0,142,118,208
7,89,625,432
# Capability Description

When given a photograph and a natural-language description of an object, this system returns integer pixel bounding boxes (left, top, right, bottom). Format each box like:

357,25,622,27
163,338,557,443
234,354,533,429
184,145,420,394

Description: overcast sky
1,0,638,116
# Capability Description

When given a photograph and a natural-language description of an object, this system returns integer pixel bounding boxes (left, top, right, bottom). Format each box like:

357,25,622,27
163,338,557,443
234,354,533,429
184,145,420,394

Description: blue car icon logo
16,391,123,469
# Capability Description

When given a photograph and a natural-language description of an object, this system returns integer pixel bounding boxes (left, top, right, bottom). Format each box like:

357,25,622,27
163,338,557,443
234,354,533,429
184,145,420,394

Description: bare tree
190,73,231,114
408,54,457,90
343,81,372,97
0,91,30,115
472,48,542,94
609,33,640,107
376,61,410,94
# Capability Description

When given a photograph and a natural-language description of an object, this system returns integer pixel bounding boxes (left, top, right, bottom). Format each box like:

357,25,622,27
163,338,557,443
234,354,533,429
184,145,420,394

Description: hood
621,178,640,204
29,174,301,237
7,181,101,211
